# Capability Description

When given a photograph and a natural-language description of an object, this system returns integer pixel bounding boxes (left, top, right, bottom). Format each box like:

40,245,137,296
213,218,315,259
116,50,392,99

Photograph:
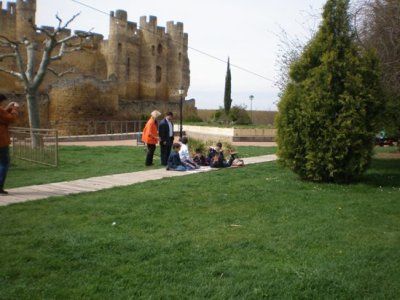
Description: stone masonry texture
0,0,193,131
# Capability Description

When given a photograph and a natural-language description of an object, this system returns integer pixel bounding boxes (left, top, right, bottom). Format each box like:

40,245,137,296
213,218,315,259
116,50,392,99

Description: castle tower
16,0,36,41
166,21,189,101
107,10,128,81
139,15,159,100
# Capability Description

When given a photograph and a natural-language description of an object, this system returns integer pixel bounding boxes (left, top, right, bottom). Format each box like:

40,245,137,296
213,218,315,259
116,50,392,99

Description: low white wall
174,125,277,142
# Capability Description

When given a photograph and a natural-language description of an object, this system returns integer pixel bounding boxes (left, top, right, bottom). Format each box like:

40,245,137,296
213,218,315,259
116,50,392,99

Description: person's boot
0,189,9,195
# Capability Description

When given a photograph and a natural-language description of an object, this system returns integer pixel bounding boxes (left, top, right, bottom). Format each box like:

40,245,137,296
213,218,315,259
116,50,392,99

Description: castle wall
0,1,192,130
0,2,17,39
48,77,119,133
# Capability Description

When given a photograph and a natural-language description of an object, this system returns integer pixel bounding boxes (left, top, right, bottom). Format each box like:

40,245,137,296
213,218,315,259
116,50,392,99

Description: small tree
223,57,232,114
0,14,89,146
276,0,384,182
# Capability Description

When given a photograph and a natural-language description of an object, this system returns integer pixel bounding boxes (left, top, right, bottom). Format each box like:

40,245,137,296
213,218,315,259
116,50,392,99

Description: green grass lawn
7,146,276,188
0,157,399,298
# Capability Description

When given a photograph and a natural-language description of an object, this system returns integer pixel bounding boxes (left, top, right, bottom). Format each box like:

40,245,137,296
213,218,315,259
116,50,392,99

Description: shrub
186,138,233,155
229,105,252,125
213,105,252,125
276,0,384,183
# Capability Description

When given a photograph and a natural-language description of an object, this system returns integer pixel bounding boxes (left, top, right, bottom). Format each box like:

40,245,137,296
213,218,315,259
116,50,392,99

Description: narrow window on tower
151,45,155,56
178,52,182,61
127,57,130,78
118,43,122,52
156,66,162,83
157,44,163,55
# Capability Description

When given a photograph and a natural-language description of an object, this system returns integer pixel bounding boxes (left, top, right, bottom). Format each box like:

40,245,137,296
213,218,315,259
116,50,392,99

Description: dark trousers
160,138,173,166
0,146,10,190
145,144,156,166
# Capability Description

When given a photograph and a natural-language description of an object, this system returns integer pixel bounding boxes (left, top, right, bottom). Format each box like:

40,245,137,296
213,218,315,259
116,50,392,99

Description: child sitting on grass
193,147,208,166
167,143,187,171
179,136,200,170
208,142,238,168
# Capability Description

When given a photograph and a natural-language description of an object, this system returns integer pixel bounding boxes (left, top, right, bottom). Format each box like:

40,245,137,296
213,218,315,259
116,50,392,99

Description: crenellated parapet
15,0,36,40
1,1,16,15
16,0,36,10
0,0,191,120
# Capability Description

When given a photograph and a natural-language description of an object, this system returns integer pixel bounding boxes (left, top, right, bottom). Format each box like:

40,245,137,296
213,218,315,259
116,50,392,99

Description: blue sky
16,0,327,110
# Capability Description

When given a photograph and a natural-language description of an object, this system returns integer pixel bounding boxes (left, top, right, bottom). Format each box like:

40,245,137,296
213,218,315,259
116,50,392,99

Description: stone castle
0,0,194,130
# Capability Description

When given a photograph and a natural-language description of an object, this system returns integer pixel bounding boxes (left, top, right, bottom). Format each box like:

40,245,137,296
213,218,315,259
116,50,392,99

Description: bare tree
0,13,90,146
355,0,400,137
274,27,306,94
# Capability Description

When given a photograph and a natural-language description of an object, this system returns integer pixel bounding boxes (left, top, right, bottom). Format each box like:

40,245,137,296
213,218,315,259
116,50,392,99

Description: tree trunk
26,92,41,148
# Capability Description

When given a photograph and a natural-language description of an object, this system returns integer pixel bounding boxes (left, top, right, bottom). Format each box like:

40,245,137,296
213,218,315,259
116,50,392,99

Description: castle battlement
111,9,127,21
16,0,36,10
140,15,158,32
0,1,16,15
156,26,166,37
166,21,184,37
127,21,138,36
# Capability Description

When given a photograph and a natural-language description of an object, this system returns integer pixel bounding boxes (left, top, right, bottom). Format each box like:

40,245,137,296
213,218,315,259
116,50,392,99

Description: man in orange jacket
0,94,19,195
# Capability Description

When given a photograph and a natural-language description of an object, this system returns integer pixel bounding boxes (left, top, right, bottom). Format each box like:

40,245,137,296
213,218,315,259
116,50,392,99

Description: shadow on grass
361,158,400,188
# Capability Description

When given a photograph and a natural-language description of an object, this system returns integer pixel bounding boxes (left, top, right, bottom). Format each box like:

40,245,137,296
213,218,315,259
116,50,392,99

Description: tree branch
13,44,30,86
48,67,75,77
0,53,16,61
61,13,81,31
0,35,19,46
51,42,84,61
0,66,23,80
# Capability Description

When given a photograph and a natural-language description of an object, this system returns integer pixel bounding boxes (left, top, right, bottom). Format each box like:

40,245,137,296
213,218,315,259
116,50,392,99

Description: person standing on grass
158,112,174,166
142,110,161,166
0,94,19,195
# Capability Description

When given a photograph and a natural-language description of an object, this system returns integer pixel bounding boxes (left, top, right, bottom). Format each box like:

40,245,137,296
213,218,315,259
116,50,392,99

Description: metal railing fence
10,127,59,167
50,120,145,136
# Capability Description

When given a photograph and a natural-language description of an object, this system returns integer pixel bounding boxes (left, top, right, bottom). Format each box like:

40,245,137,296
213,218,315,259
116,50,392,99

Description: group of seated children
167,138,242,171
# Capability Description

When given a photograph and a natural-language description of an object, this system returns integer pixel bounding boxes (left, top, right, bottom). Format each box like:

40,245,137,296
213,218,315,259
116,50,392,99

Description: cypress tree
276,0,383,183
224,57,232,114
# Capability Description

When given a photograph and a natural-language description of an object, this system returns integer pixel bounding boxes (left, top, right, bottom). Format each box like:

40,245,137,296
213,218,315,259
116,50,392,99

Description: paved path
0,155,277,206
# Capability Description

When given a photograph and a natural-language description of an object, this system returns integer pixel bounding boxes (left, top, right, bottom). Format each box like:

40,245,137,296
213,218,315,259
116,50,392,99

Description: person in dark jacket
0,94,19,195
167,143,187,171
208,142,236,168
158,112,174,166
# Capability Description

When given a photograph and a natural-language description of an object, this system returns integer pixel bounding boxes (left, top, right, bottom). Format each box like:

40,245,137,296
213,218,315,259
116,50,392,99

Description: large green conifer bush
276,0,383,182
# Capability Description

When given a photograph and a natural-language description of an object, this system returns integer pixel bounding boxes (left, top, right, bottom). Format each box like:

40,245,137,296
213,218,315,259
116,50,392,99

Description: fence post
55,130,59,167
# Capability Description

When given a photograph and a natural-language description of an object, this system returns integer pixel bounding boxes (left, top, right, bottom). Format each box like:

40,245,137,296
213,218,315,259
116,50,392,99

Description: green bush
276,0,384,183
183,114,203,123
229,105,252,125
213,105,252,125
186,138,233,155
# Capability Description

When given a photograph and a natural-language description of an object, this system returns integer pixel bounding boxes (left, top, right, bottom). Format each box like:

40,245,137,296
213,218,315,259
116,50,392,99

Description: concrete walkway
0,154,277,206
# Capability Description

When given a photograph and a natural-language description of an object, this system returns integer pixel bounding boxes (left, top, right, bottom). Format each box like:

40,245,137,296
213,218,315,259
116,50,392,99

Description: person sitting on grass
208,142,238,168
193,147,208,166
167,143,187,171
179,136,200,170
